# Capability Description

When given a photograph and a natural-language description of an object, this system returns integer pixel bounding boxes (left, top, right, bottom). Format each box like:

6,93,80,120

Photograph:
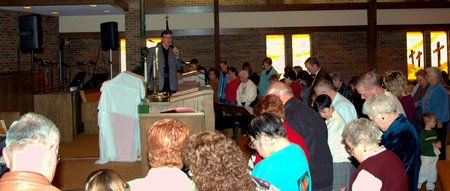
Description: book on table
160,107,195,113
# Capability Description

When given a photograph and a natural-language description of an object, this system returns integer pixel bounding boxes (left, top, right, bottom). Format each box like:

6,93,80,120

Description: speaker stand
109,49,113,80
31,50,35,74
59,43,66,91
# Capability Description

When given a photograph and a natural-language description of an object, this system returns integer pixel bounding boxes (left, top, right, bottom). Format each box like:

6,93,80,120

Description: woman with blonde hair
183,131,261,191
382,70,415,123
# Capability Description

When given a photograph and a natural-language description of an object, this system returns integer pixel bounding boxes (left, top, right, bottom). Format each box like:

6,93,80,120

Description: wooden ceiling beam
147,2,449,14
0,0,128,11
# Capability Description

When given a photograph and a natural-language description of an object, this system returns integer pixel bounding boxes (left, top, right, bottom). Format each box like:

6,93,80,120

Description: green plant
132,46,150,76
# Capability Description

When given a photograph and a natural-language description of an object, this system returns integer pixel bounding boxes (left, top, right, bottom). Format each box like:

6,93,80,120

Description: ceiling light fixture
88,5,98,8
23,6,32,10
104,10,111,13
51,11,60,15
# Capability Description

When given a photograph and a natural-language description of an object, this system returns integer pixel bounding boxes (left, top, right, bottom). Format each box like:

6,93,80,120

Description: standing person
188,58,207,84
128,119,192,191
297,70,313,104
208,67,219,102
330,72,352,100
412,69,429,102
224,67,241,105
252,94,310,164
364,94,420,191
0,113,61,191
342,118,408,191
217,60,229,103
382,70,416,124
417,67,449,160
356,71,405,115
314,79,357,124
313,94,354,191
242,62,260,86
417,112,441,191
304,57,332,106
248,113,311,191
412,69,429,128
259,57,278,97
236,70,257,107
348,76,365,118
284,70,302,99
267,82,333,191
147,30,183,92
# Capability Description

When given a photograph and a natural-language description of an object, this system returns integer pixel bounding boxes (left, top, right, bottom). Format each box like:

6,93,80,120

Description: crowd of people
0,55,449,191
206,56,449,191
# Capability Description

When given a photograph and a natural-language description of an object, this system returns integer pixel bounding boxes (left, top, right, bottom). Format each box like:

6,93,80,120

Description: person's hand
438,122,443,128
340,186,347,191
173,47,180,59
434,141,442,149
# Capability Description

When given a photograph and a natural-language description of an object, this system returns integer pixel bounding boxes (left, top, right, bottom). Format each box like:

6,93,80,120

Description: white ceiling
0,4,124,16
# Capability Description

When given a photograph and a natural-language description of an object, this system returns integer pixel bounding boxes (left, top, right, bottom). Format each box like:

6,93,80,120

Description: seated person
248,113,311,191
184,131,278,191
85,169,129,191
236,70,257,107
128,119,192,191
0,113,60,191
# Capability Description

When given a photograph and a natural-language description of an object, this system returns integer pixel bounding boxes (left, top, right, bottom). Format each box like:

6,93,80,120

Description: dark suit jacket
284,97,333,190
307,68,332,106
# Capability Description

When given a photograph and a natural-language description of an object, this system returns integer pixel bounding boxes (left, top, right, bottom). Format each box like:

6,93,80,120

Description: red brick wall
0,10,59,75
0,9,409,85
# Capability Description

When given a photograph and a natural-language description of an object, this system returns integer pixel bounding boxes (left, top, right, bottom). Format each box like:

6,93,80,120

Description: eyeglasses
248,138,257,149
346,144,357,155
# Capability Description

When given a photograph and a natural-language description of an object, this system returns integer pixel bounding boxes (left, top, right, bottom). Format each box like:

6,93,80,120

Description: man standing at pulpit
147,30,183,92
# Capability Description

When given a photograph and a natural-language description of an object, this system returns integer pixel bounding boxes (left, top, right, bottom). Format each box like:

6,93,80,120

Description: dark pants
436,121,448,160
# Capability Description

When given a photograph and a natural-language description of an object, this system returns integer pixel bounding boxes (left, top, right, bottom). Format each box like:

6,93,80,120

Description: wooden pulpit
139,87,215,175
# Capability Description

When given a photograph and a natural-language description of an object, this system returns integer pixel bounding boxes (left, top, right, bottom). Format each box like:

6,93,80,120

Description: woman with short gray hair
341,118,407,191
363,94,420,191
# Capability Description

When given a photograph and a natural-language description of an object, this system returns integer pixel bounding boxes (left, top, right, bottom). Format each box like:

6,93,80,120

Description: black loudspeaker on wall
100,22,119,51
19,15,43,52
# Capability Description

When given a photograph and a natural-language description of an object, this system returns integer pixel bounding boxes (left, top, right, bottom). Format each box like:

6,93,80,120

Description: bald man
267,82,333,191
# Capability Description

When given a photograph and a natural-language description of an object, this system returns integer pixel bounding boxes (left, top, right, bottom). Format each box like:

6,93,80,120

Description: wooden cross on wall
433,41,445,67
409,49,415,65
416,51,422,68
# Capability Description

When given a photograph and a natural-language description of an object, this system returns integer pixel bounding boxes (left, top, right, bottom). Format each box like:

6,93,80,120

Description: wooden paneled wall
0,73,34,114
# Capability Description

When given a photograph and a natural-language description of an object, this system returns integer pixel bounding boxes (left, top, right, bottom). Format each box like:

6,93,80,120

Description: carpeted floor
53,133,142,191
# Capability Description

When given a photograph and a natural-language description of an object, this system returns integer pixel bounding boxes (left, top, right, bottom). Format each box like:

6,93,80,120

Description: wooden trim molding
60,24,450,38
147,2,449,14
